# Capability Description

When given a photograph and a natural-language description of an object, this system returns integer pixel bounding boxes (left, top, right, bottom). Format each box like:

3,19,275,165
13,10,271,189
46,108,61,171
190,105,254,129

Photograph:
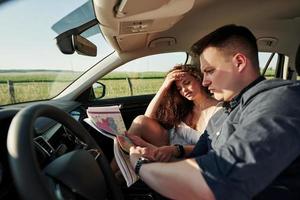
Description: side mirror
91,82,106,100
72,35,97,57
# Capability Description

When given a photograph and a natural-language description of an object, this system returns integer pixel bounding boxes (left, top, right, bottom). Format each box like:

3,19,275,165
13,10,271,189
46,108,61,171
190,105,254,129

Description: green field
0,71,165,105
0,71,80,83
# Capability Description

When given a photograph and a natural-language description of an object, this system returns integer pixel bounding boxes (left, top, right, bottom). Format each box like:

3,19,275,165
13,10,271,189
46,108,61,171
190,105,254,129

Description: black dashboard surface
0,100,85,199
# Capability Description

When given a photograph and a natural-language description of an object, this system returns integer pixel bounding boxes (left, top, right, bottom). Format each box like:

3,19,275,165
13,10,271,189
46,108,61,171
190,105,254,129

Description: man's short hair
192,24,259,69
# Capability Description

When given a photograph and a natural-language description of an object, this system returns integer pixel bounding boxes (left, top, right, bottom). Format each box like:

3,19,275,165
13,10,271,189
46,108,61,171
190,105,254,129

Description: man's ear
232,53,247,72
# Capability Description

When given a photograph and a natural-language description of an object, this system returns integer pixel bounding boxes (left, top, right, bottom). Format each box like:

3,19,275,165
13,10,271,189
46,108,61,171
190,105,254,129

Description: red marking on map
96,118,114,133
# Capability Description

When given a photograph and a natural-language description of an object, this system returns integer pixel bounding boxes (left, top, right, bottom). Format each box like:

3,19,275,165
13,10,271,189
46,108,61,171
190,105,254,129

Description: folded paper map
85,105,138,187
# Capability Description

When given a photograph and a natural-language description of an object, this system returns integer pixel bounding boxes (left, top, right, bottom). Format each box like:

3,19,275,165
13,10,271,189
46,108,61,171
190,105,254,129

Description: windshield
0,0,114,106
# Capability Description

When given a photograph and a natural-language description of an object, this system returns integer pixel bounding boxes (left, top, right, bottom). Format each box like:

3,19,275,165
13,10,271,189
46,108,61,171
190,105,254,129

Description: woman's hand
145,69,187,117
161,70,186,91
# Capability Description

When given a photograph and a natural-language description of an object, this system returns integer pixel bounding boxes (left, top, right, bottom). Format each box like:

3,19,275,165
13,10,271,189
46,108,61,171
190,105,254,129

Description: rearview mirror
73,35,97,57
55,19,98,57
56,34,74,54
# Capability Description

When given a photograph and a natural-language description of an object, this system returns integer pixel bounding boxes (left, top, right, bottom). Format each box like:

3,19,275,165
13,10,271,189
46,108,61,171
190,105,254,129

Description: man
129,24,300,200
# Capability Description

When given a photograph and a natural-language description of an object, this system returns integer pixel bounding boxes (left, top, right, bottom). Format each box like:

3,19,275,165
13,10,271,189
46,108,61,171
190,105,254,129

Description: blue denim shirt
191,78,300,200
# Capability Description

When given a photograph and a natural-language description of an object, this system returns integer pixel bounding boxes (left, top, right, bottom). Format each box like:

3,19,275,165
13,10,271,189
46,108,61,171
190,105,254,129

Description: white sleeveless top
168,102,223,145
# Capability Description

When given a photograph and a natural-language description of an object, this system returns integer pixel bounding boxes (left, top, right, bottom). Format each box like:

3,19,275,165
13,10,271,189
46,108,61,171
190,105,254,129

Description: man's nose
202,76,211,87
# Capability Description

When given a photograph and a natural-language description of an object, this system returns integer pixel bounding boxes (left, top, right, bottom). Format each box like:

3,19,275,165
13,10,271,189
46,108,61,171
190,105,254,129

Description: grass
0,71,80,83
0,71,165,105
100,78,164,98
0,82,70,105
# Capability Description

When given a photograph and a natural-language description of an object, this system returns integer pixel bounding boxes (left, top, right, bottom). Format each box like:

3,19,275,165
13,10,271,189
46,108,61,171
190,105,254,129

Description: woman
119,64,221,161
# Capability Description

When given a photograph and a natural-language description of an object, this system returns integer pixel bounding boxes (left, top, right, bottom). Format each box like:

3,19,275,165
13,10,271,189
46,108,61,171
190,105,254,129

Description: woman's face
175,73,202,101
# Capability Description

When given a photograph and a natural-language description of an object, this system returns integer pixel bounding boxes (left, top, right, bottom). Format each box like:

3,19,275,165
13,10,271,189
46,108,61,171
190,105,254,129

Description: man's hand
129,147,215,200
154,146,177,162
129,146,157,165
129,145,178,163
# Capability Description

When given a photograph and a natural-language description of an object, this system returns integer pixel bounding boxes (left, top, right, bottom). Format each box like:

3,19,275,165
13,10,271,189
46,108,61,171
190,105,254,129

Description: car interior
1,0,300,199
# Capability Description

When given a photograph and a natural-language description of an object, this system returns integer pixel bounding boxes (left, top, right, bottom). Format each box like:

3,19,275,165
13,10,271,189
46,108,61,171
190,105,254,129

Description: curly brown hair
155,64,208,129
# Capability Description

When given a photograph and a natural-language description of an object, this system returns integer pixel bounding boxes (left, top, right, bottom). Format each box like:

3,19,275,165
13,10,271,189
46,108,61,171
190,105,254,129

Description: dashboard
0,100,89,199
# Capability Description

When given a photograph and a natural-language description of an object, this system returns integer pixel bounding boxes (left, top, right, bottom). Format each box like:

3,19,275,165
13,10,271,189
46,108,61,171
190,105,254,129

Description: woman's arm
144,83,169,118
145,70,185,118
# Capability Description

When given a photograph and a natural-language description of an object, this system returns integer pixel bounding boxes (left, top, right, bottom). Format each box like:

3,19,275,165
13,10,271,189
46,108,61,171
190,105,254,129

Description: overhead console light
119,20,152,34
257,37,278,48
116,0,170,18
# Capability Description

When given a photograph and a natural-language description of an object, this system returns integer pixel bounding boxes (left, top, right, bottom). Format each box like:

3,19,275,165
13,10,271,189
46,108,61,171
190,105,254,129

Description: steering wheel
7,104,124,200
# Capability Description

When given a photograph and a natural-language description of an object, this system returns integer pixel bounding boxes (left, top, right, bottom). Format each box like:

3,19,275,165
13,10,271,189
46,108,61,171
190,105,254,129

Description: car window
100,52,187,98
0,0,114,106
259,52,279,79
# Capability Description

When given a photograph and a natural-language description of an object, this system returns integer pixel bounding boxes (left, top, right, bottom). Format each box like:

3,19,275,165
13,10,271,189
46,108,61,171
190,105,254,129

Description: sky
0,0,112,71
0,0,276,72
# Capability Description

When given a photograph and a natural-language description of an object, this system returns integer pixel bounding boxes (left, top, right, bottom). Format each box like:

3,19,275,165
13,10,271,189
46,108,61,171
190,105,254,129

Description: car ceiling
93,0,300,66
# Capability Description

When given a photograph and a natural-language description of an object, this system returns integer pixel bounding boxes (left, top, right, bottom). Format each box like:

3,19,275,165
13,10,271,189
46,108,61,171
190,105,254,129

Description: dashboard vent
34,136,54,156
